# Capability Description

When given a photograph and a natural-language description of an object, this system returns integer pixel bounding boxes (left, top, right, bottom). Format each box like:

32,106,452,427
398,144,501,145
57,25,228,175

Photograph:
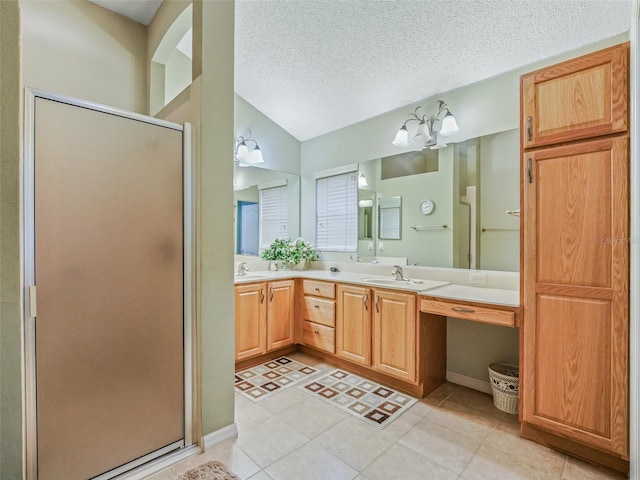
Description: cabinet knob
314,329,319,335
314,287,320,292
314,304,320,309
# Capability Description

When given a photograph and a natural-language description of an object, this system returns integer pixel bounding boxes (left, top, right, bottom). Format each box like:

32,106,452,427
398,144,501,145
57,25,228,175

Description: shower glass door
30,95,186,480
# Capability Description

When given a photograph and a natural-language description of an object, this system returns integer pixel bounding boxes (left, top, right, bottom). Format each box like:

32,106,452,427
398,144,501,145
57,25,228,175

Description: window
259,182,288,248
316,168,358,252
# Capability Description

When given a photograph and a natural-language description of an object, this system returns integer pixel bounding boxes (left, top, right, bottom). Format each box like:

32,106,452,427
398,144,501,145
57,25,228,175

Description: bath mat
177,460,239,480
235,356,319,402
299,369,417,429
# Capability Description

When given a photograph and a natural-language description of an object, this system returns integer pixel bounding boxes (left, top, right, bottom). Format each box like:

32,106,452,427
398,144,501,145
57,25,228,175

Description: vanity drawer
303,280,335,299
303,297,335,327
303,321,335,354
420,299,515,327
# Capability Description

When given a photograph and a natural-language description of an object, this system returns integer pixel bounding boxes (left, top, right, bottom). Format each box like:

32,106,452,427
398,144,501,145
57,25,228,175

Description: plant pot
293,258,310,270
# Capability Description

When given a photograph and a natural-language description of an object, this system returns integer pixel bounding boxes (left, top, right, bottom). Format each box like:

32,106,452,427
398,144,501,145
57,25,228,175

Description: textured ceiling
91,0,631,141
89,0,162,25
235,0,631,141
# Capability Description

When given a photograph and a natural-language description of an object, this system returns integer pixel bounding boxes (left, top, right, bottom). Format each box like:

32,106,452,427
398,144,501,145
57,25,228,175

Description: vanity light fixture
392,100,459,149
235,131,264,166
358,172,368,187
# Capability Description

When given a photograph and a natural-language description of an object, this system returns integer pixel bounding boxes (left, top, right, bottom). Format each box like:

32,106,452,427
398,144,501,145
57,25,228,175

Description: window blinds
316,170,358,252
259,185,288,248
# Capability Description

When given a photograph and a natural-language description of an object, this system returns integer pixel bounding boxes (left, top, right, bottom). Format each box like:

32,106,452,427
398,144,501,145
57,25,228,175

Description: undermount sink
361,277,409,286
359,277,451,291
234,273,269,280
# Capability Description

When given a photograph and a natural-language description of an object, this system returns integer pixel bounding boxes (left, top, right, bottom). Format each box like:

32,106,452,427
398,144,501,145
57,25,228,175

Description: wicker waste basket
488,362,519,414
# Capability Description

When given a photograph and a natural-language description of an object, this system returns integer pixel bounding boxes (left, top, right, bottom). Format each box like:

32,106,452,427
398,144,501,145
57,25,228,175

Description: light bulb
392,125,409,147
247,144,264,164
439,112,459,136
358,172,368,187
236,141,250,159
413,119,432,143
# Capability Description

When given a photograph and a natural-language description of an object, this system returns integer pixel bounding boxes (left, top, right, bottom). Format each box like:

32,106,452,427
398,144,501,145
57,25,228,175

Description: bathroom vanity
234,269,520,399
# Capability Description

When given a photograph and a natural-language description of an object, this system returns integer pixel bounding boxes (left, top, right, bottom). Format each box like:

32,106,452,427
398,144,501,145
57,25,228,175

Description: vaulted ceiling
92,0,632,141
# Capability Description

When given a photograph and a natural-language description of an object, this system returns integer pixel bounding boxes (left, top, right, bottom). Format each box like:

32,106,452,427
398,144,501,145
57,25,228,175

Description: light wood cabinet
267,280,295,351
372,289,416,382
301,280,336,354
521,42,629,469
235,279,295,362
522,136,629,458
521,42,628,148
336,284,372,366
235,282,267,361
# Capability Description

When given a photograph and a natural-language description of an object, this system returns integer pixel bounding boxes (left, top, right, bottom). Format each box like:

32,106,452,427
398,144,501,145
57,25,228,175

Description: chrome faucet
236,262,249,276
391,265,409,281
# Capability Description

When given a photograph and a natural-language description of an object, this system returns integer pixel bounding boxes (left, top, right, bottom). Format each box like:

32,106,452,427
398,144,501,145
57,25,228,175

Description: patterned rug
177,460,239,480
235,357,319,402
299,369,418,429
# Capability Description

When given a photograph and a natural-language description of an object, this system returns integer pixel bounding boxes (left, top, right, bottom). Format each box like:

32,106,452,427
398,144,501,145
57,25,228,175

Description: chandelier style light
392,100,459,150
234,131,264,166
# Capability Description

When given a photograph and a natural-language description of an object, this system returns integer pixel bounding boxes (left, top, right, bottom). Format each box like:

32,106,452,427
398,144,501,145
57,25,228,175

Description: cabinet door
521,42,628,148
336,285,371,366
372,289,416,382
267,280,295,351
522,136,629,457
235,283,267,361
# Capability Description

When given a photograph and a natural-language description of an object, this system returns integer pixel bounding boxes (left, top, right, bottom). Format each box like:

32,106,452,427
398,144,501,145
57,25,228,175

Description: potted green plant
260,237,319,270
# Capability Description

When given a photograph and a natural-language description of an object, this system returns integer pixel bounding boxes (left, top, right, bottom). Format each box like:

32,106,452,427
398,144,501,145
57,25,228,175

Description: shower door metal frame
22,88,197,480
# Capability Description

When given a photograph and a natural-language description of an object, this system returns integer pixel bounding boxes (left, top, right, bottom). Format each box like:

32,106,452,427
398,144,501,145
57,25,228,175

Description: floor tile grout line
559,455,568,480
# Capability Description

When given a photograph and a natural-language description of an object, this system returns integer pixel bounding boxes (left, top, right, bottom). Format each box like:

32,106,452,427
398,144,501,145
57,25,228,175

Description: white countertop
420,284,520,307
234,269,519,307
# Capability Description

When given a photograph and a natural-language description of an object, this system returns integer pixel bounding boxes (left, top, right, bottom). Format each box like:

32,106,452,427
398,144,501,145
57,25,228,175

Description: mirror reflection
234,165,300,256
356,128,519,271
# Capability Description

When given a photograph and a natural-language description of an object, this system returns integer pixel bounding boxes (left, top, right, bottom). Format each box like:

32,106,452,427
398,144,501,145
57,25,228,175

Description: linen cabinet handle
375,295,380,313
526,116,532,141
260,288,265,304
364,294,369,310
527,158,533,184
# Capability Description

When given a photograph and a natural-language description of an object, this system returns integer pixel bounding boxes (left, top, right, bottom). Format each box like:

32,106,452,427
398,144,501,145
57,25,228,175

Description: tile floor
147,353,627,480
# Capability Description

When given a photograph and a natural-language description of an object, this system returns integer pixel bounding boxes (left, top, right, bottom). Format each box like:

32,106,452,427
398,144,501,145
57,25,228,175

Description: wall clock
420,199,435,215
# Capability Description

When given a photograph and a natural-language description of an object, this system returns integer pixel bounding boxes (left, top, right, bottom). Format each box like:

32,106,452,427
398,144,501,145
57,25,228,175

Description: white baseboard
446,371,492,395
203,423,238,450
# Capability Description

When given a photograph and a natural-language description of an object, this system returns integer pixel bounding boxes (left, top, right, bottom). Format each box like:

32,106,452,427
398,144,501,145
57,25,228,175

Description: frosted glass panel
34,98,184,480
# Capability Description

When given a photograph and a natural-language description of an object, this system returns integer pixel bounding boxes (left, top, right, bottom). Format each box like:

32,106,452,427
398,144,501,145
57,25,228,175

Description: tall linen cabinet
520,42,630,472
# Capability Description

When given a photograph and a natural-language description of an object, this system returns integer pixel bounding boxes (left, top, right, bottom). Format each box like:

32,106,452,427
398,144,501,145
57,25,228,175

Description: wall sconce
235,131,264,166
392,100,459,149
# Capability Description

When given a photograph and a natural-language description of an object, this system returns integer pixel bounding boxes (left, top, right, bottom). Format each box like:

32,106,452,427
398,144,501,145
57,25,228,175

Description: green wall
0,1,22,477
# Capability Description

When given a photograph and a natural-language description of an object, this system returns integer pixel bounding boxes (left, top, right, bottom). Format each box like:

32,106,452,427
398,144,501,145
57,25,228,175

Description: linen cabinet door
267,280,295,351
521,42,628,148
372,289,416,382
336,284,372,366
522,136,629,457
235,283,267,361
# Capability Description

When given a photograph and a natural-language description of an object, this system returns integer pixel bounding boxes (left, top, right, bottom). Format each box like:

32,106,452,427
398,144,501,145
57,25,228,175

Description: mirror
356,128,519,271
234,165,300,256
378,196,402,240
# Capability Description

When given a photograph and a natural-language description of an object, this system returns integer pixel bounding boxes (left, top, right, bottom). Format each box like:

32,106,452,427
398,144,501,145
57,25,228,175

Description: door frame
22,88,197,480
